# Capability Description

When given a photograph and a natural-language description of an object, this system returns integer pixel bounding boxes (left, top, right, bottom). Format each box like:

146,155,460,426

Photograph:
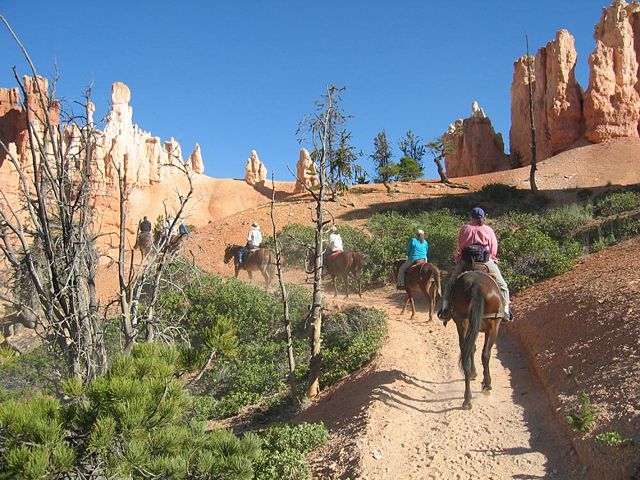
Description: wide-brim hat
329,226,338,232
251,222,260,229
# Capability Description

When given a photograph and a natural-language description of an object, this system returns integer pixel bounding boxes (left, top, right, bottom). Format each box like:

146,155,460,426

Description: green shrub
479,183,524,204
539,204,592,240
254,423,330,480
321,307,387,386
500,227,581,292
0,345,64,398
595,431,633,447
0,343,262,479
565,393,595,433
159,275,388,419
595,191,640,216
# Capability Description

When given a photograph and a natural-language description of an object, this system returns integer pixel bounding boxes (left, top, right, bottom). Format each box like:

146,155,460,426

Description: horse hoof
470,373,477,381
482,384,492,392
462,401,472,410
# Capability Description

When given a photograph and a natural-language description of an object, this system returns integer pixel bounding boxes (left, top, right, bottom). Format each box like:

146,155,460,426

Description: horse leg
248,270,253,283
481,327,497,392
401,294,409,315
407,292,416,318
427,281,436,322
419,281,431,322
357,272,362,299
234,264,240,279
344,273,349,299
262,267,270,288
333,275,338,298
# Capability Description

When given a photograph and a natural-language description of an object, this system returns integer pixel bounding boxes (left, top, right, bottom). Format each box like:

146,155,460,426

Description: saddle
328,251,343,261
406,258,427,273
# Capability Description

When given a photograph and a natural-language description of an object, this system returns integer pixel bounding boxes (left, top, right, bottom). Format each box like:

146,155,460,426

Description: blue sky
1,1,602,180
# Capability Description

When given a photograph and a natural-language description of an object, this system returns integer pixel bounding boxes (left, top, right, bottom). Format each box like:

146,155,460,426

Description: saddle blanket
329,251,343,260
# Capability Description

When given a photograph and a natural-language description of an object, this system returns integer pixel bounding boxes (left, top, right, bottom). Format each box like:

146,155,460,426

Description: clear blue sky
1,1,602,180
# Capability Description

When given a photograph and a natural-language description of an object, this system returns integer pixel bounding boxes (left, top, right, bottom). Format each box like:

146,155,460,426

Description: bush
595,191,640,216
158,276,388,419
539,203,592,240
322,307,387,386
254,422,330,480
479,183,524,204
0,343,262,479
499,227,581,292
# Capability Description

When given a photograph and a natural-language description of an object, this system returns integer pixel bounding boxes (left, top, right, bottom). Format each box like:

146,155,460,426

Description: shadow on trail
494,330,581,479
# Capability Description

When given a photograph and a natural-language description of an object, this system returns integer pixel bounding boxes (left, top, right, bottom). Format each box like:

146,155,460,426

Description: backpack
461,243,489,263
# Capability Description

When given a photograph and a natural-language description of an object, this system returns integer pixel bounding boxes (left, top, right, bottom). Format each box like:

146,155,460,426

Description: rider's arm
487,227,499,261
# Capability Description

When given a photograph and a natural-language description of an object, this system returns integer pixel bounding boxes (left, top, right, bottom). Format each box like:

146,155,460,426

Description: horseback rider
439,207,513,322
323,225,344,274
238,222,262,265
139,216,152,234
397,228,429,288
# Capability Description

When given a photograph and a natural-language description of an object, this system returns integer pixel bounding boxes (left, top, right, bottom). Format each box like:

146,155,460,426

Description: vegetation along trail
305,285,582,479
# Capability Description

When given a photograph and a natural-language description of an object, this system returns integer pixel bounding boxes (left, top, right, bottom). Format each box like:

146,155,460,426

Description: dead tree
113,157,194,353
526,35,539,193
297,85,343,398
0,17,106,380
269,173,299,406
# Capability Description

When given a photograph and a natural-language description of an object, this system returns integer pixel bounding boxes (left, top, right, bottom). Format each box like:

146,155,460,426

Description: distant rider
139,216,152,234
439,207,512,322
397,228,428,288
238,222,262,265
323,225,344,273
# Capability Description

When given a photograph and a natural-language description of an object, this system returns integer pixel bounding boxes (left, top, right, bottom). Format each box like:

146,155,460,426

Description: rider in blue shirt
397,229,429,288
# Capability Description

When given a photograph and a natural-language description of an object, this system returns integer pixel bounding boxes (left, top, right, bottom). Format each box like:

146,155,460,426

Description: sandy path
303,285,582,479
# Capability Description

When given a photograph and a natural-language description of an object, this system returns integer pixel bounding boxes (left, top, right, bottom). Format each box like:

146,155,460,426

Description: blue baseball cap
471,207,485,219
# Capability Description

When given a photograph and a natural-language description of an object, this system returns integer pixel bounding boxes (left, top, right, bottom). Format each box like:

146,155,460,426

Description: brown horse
134,231,154,259
392,259,442,321
306,250,365,298
224,244,276,288
445,266,503,409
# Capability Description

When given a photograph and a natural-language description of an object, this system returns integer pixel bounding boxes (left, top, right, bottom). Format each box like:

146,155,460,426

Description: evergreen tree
371,131,396,192
398,130,426,176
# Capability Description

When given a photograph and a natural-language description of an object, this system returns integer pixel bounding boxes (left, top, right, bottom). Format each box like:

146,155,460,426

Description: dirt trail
301,285,582,479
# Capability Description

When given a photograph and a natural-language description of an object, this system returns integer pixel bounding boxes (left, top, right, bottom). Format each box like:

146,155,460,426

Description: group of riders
138,215,189,244
235,206,512,322
395,206,512,322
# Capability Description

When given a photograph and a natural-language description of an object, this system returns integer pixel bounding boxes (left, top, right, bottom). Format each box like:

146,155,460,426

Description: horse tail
460,283,483,374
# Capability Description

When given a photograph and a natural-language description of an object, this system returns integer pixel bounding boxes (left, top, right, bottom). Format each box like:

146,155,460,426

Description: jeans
397,259,415,287
443,259,510,311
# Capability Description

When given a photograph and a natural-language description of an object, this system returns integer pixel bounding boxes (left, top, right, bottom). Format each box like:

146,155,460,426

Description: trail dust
298,284,582,479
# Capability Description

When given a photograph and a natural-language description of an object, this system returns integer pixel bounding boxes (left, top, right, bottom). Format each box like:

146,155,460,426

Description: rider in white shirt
328,226,343,253
239,222,262,265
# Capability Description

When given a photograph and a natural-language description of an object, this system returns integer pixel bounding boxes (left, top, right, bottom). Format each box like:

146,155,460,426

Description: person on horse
323,225,344,274
139,216,152,234
397,228,429,289
439,207,513,322
238,222,262,265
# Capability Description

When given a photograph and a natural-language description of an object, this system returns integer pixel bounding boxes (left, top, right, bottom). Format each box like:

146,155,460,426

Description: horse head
223,244,237,264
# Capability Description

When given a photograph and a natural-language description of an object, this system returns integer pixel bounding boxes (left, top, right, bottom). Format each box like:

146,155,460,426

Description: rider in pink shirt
455,220,498,263
439,207,512,322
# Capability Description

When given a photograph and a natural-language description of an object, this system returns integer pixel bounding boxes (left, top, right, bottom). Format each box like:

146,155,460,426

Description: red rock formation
510,30,584,166
443,103,510,178
244,150,267,186
293,148,318,193
0,79,204,187
584,1,640,142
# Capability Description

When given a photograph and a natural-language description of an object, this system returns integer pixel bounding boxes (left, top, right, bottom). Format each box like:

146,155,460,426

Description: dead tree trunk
526,35,539,194
269,174,299,406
